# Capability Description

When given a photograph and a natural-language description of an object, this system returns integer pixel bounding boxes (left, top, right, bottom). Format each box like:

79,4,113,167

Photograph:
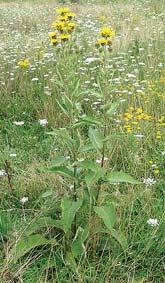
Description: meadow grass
0,0,164,282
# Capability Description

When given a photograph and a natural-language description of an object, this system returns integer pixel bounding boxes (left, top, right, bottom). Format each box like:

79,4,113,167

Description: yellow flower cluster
155,116,165,140
122,107,153,134
96,26,115,50
18,58,30,68
49,6,76,45
121,107,164,140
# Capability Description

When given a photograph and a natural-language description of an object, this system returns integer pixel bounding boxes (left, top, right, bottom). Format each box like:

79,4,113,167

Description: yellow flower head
18,58,30,68
101,26,115,38
51,21,65,31
66,22,76,32
124,112,133,121
51,38,58,46
56,7,70,15
57,15,68,22
49,32,57,39
66,12,76,20
96,38,107,46
60,34,71,41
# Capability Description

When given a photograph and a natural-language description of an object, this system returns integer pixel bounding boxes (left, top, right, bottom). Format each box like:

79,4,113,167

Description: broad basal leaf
94,204,115,232
71,226,88,258
110,229,128,250
25,217,62,236
11,234,54,264
105,172,140,184
61,197,83,234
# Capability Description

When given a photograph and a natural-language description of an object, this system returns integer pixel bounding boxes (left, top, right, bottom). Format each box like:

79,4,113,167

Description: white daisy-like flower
32,77,39,81
38,118,48,127
143,178,156,186
13,121,25,126
147,218,159,227
10,153,17,157
0,170,7,177
20,197,29,205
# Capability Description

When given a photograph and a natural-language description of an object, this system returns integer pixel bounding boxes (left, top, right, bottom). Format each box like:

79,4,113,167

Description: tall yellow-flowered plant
96,26,115,51
49,6,76,46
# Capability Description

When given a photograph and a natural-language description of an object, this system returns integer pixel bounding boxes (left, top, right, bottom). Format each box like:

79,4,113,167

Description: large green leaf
41,191,53,198
94,205,128,250
85,170,105,187
77,160,101,172
88,127,104,150
94,205,115,232
71,226,88,258
66,251,77,272
110,229,128,250
47,166,75,179
61,197,83,234
25,217,62,236
74,116,102,127
50,156,69,167
10,234,54,264
78,143,95,153
105,172,140,184
46,128,74,151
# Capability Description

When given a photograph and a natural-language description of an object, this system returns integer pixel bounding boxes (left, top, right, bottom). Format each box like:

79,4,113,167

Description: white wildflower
143,178,156,186
38,118,48,127
32,77,39,81
147,218,159,227
20,197,29,205
0,170,7,177
10,153,17,157
13,121,25,126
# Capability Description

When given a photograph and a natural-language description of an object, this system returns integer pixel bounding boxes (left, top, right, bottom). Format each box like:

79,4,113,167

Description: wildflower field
0,0,164,282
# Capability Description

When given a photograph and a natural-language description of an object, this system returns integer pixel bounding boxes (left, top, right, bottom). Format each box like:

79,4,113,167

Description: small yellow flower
156,131,161,139
57,15,68,22
49,32,57,39
66,12,76,20
96,38,107,46
51,21,65,31
154,169,160,175
56,7,70,15
51,38,58,45
101,26,115,38
66,22,76,31
60,34,71,41
124,112,133,121
136,108,143,114
124,125,132,133
18,59,30,68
